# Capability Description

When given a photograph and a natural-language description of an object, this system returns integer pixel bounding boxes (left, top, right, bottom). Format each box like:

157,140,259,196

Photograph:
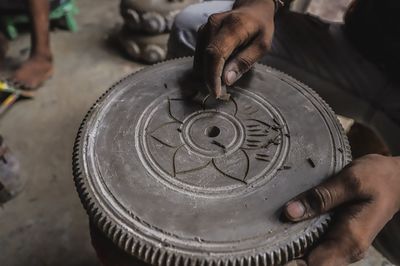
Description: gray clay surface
73,57,351,265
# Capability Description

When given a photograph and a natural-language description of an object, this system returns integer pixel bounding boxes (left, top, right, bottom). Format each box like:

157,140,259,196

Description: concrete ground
0,0,141,265
0,0,395,265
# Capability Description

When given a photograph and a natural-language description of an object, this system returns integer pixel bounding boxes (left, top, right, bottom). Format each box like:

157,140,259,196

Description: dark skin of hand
194,0,400,265
194,0,275,99
284,154,400,266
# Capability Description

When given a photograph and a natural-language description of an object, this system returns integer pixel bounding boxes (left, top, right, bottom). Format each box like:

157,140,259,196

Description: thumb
223,35,271,86
283,170,358,222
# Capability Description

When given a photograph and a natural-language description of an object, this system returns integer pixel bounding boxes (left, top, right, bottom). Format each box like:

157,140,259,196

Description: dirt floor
0,0,394,265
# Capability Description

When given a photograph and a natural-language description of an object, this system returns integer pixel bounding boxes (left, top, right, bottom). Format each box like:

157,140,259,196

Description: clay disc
73,57,351,266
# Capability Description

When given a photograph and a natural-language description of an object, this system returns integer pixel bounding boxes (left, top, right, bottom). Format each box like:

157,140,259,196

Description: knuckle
236,56,253,71
349,242,368,262
207,13,222,27
310,186,334,212
258,38,272,51
225,13,246,28
205,44,222,58
259,30,273,49
343,168,364,194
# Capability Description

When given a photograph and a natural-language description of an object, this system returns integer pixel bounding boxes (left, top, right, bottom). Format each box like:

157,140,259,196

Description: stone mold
73,57,351,266
117,27,169,64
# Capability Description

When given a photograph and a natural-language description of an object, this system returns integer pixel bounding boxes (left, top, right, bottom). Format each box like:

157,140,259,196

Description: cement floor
0,0,394,265
0,0,141,265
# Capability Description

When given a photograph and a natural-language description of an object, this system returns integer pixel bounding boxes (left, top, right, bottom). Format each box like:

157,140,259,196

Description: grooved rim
73,57,351,266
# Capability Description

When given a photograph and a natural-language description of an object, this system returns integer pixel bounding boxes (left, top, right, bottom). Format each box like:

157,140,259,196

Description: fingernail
226,70,238,85
285,201,305,220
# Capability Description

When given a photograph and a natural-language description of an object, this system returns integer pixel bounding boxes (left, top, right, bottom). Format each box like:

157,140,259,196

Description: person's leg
12,0,53,90
168,1,400,155
167,1,233,59
0,32,9,62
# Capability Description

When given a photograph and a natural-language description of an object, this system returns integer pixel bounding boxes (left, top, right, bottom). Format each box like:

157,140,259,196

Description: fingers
283,155,400,265
203,42,225,99
223,33,273,86
194,12,230,75
194,23,215,79
307,199,395,266
284,169,360,222
284,155,400,222
193,12,226,88
194,11,272,99
203,14,257,98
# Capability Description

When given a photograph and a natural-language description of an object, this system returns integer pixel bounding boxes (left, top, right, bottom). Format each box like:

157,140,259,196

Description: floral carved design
145,91,286,187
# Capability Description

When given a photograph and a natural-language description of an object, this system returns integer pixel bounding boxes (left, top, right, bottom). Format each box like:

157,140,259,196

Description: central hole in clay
205,126,221,138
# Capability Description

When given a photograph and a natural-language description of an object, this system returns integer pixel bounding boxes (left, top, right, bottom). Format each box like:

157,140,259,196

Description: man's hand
283,154,400,266
194,0,276,99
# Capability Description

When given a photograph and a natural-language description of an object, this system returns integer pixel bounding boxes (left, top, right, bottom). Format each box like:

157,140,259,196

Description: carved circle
181,110,244,157
205,126,220,138
136,88,290,197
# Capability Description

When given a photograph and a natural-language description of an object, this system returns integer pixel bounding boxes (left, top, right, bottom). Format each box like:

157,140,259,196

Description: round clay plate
73,57,351,266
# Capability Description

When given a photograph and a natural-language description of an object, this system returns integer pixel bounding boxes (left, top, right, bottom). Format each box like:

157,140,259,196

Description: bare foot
11,55,53,90
0,33,9,61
